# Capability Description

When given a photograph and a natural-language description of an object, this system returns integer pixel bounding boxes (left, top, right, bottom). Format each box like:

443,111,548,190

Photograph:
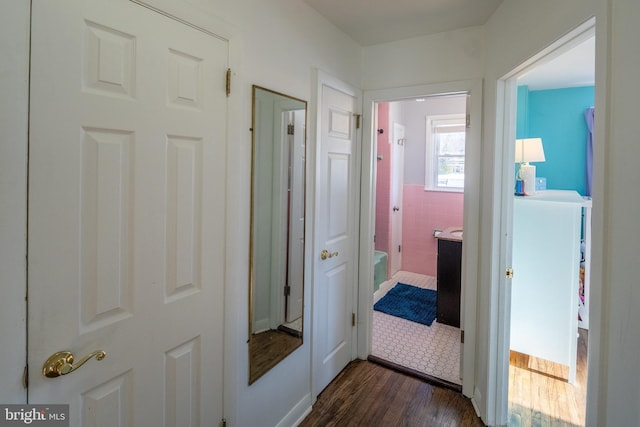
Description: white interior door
312,76,360,396
390,122,405,276
28,1,228,425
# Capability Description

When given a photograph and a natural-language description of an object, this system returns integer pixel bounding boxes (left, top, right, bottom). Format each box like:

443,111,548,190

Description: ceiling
301,0,594,90
517,36,595,90
302,0,504,46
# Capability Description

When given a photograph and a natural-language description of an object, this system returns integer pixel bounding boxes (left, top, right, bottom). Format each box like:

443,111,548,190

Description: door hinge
352,313,356,327
354,113,361,129
221,418,227,427
225,68,231,97
284,285,291,297
506,267,514,279
398,245,401,253
287,123,294,135
22,365,28,389
461,330,465,344
466,113,471,128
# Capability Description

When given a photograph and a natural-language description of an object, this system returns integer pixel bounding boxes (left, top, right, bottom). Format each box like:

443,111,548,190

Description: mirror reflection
249,86,306,384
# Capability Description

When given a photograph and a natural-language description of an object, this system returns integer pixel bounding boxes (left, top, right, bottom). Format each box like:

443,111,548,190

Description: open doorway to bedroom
368,93,468,391
505,27,595,427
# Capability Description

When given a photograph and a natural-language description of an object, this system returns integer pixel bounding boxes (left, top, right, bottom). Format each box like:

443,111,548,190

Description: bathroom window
425,114,466,191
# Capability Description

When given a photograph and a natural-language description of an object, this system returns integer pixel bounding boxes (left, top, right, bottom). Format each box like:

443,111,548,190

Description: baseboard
276,392,312,427
471,386,484,423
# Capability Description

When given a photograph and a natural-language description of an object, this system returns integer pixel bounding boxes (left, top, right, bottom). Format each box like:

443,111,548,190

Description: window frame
425,113,467,192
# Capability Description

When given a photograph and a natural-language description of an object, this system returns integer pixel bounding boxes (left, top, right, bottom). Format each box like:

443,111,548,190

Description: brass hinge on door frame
225,68,231,97
461,330,465,344
22,365,28,389
506,267,514,279
353,114,361,129
352,313,356,327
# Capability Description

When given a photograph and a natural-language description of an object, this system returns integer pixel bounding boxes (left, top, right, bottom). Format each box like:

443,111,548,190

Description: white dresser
510,190,583,384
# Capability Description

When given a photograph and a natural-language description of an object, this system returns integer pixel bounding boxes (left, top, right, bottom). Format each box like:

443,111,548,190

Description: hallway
299,360,482,427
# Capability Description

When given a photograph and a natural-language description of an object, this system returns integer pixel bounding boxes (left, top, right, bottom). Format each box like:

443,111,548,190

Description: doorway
357,80,483,399
495,21,596,426
369,95,467,389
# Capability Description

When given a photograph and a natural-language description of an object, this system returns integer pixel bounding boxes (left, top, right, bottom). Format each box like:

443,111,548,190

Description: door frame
490,18,598,424
359,79,483,398
0,0,29,405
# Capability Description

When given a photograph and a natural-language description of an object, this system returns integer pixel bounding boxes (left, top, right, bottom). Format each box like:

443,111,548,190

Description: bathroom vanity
436,227,463,328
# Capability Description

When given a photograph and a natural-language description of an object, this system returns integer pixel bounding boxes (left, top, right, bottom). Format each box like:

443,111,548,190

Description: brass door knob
42,349,106,378
320,249,339,260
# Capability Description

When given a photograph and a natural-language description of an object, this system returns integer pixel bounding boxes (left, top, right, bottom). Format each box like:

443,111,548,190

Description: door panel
28,1,227,425
325,265,349,357
390,123,405,275
313,80,360,396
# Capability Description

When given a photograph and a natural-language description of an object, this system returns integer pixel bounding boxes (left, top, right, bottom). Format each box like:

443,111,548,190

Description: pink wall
375,103,391,262
401,185,464,277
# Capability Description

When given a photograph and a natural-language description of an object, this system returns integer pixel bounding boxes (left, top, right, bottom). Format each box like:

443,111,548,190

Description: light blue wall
517,85,594,195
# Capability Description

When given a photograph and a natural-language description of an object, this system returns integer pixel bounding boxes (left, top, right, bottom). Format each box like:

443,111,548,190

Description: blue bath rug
374,283,437,326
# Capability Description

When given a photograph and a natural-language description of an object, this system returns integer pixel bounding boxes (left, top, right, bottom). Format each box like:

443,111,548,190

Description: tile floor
372,270,461,385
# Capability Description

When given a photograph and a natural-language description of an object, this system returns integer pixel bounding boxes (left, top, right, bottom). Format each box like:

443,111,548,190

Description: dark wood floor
299,360,483,427
300,329,588,427
249,329,302,384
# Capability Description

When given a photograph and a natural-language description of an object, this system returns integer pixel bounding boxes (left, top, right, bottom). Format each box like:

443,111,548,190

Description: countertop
515,189,585,205
436,226,463,242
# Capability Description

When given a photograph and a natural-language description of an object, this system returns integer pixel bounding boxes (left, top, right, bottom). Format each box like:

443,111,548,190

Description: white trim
490,18,597,425
275,392,312,427
0,0,29,405
129,0,235,41
360,79,483,399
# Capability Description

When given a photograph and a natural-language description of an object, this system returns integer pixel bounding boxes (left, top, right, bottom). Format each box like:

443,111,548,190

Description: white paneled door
312,75,361,396
28,1,227,426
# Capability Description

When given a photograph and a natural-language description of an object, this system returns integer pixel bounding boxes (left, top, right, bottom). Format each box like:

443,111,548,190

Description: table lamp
515,138,545,195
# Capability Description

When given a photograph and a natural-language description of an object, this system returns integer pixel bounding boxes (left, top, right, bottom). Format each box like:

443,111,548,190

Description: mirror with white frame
249,86,306,384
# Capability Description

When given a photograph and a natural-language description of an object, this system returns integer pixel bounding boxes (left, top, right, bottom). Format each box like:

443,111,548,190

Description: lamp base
519,164,536,195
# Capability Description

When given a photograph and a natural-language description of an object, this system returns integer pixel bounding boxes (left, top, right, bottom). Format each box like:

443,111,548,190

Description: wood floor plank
301,329,587,426
508,328,588,427
300,360,483,427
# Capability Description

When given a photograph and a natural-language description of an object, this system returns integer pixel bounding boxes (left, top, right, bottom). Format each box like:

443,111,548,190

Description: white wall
0,0,361,425
362,26,485,90
597,1,640,425
481,0,609,426
0,1,29,405
204,1,362,426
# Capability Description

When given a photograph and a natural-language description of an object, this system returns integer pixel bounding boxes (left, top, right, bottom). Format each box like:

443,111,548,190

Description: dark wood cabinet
436,238,462,328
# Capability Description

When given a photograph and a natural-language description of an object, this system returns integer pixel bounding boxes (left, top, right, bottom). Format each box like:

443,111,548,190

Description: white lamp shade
515,138,546,163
